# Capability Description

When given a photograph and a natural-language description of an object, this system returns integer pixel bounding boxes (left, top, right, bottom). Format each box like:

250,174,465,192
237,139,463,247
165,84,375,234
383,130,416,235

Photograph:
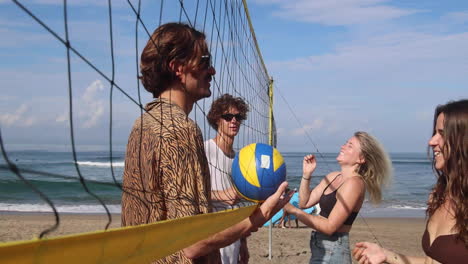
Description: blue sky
250,0,468,152
0,0,467,153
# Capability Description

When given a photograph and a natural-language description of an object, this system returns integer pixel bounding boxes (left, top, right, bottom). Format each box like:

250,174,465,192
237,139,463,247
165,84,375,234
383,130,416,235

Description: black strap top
319,174,359,226
422,224,468,263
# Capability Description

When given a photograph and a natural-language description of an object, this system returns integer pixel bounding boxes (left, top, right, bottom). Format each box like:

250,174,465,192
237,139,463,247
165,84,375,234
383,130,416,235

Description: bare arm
352,196,444,264
299,154,338,209
182,181,294,259
353,242,429,264
211,187,239,206
182,214,253,258
300,171,341,209
298,155,315,208
287,177,364,235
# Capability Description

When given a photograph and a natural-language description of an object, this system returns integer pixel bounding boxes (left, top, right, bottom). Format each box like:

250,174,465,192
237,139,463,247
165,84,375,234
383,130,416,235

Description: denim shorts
309,231,352,264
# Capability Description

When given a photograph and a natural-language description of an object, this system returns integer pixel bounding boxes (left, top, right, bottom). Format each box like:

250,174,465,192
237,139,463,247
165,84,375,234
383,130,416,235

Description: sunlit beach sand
0,213,425,264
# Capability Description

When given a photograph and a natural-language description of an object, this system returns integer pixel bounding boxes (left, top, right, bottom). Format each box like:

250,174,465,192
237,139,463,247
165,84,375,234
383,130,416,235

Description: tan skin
162,57,294,259
353,113,455,264
210,106,249,263
283,137,366,235
210,106,243,205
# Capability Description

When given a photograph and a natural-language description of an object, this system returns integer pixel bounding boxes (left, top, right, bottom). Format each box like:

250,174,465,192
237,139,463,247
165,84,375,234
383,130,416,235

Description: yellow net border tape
0,205,257,264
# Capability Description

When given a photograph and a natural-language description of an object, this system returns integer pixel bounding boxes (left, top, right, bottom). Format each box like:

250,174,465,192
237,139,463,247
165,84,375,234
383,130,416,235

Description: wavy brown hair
427,99,468,247
139,22,208,98
354,131,392,204
207,94,249,131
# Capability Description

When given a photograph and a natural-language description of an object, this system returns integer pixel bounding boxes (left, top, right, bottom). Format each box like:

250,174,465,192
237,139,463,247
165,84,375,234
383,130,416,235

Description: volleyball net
0,0,275,263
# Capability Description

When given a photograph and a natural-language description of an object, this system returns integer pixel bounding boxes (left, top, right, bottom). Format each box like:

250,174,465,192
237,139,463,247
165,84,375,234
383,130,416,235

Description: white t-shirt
204,138,235,211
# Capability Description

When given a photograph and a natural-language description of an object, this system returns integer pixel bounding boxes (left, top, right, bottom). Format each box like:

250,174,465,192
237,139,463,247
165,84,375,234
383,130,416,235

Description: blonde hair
354,131,392,204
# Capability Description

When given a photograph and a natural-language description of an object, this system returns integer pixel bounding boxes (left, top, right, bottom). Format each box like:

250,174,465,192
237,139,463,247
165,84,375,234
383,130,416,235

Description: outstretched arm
182,181,294,259
353,242,428,264
286,177,364,235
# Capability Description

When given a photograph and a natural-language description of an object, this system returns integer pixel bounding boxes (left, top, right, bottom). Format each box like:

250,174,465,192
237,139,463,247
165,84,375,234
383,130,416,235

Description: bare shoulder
428,204,458,235
324,171,341,181
314,171,341,191
349,176,365,185
341,176,365,193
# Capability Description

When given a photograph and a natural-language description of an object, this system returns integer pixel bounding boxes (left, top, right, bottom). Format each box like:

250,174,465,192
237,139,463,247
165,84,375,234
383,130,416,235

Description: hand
303,154,317,178
250,181,294,228
353,242,387,264
238,238,249,264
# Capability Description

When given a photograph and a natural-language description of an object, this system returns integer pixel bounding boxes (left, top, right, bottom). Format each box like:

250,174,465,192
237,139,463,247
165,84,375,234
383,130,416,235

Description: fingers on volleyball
231,143,286,202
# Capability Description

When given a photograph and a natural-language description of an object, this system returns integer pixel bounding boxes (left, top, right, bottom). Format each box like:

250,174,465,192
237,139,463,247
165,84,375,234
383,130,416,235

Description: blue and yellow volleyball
231,143,286,202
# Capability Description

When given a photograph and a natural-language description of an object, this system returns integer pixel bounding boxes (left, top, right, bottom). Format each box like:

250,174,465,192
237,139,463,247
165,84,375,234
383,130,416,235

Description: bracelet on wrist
302,176,311,180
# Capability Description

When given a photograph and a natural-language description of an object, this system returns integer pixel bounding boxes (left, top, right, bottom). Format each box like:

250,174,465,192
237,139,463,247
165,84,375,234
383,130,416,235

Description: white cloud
0,104,36,127
55,111,68,123
269,31,468,82
54,80,105,128
292,118,324,136
55,80,105,128
79,80,105,129
255,0,421,26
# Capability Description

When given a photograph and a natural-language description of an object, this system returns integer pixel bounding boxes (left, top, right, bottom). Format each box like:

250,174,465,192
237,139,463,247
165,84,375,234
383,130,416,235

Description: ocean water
0,149,433,218
282,152,433,218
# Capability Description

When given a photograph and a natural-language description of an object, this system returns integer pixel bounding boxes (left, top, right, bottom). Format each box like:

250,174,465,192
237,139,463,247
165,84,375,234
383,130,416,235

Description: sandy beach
0,213,425,263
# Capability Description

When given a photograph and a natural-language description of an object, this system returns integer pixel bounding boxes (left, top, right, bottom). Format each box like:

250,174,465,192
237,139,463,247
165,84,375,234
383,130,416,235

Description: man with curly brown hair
205,94,250,263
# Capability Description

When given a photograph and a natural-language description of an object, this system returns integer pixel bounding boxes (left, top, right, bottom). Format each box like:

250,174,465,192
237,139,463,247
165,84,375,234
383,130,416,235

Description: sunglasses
200,54,212,70
221,113,244,122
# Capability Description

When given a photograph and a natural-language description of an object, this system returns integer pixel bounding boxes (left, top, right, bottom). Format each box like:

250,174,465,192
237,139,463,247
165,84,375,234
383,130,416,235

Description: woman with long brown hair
353,99,468,264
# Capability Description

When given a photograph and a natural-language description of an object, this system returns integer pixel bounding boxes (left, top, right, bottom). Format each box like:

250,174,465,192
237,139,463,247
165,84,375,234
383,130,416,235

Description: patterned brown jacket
121,98,220,263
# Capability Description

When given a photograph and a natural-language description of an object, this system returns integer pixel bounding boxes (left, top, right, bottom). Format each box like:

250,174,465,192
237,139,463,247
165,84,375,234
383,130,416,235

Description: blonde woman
284,131,392,263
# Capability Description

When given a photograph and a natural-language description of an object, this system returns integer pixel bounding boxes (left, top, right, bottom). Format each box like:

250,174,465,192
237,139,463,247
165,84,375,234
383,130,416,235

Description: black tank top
319,174,359,226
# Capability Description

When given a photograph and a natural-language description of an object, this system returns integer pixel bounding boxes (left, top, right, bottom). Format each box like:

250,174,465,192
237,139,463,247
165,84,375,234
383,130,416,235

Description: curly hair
427,99,468,247
139,22,209,98
207,94,249,131
354,131,392,204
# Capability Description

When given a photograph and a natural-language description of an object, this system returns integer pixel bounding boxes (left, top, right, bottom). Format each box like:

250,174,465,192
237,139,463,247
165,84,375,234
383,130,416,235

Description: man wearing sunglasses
205,94,250,264
121,22,293,264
